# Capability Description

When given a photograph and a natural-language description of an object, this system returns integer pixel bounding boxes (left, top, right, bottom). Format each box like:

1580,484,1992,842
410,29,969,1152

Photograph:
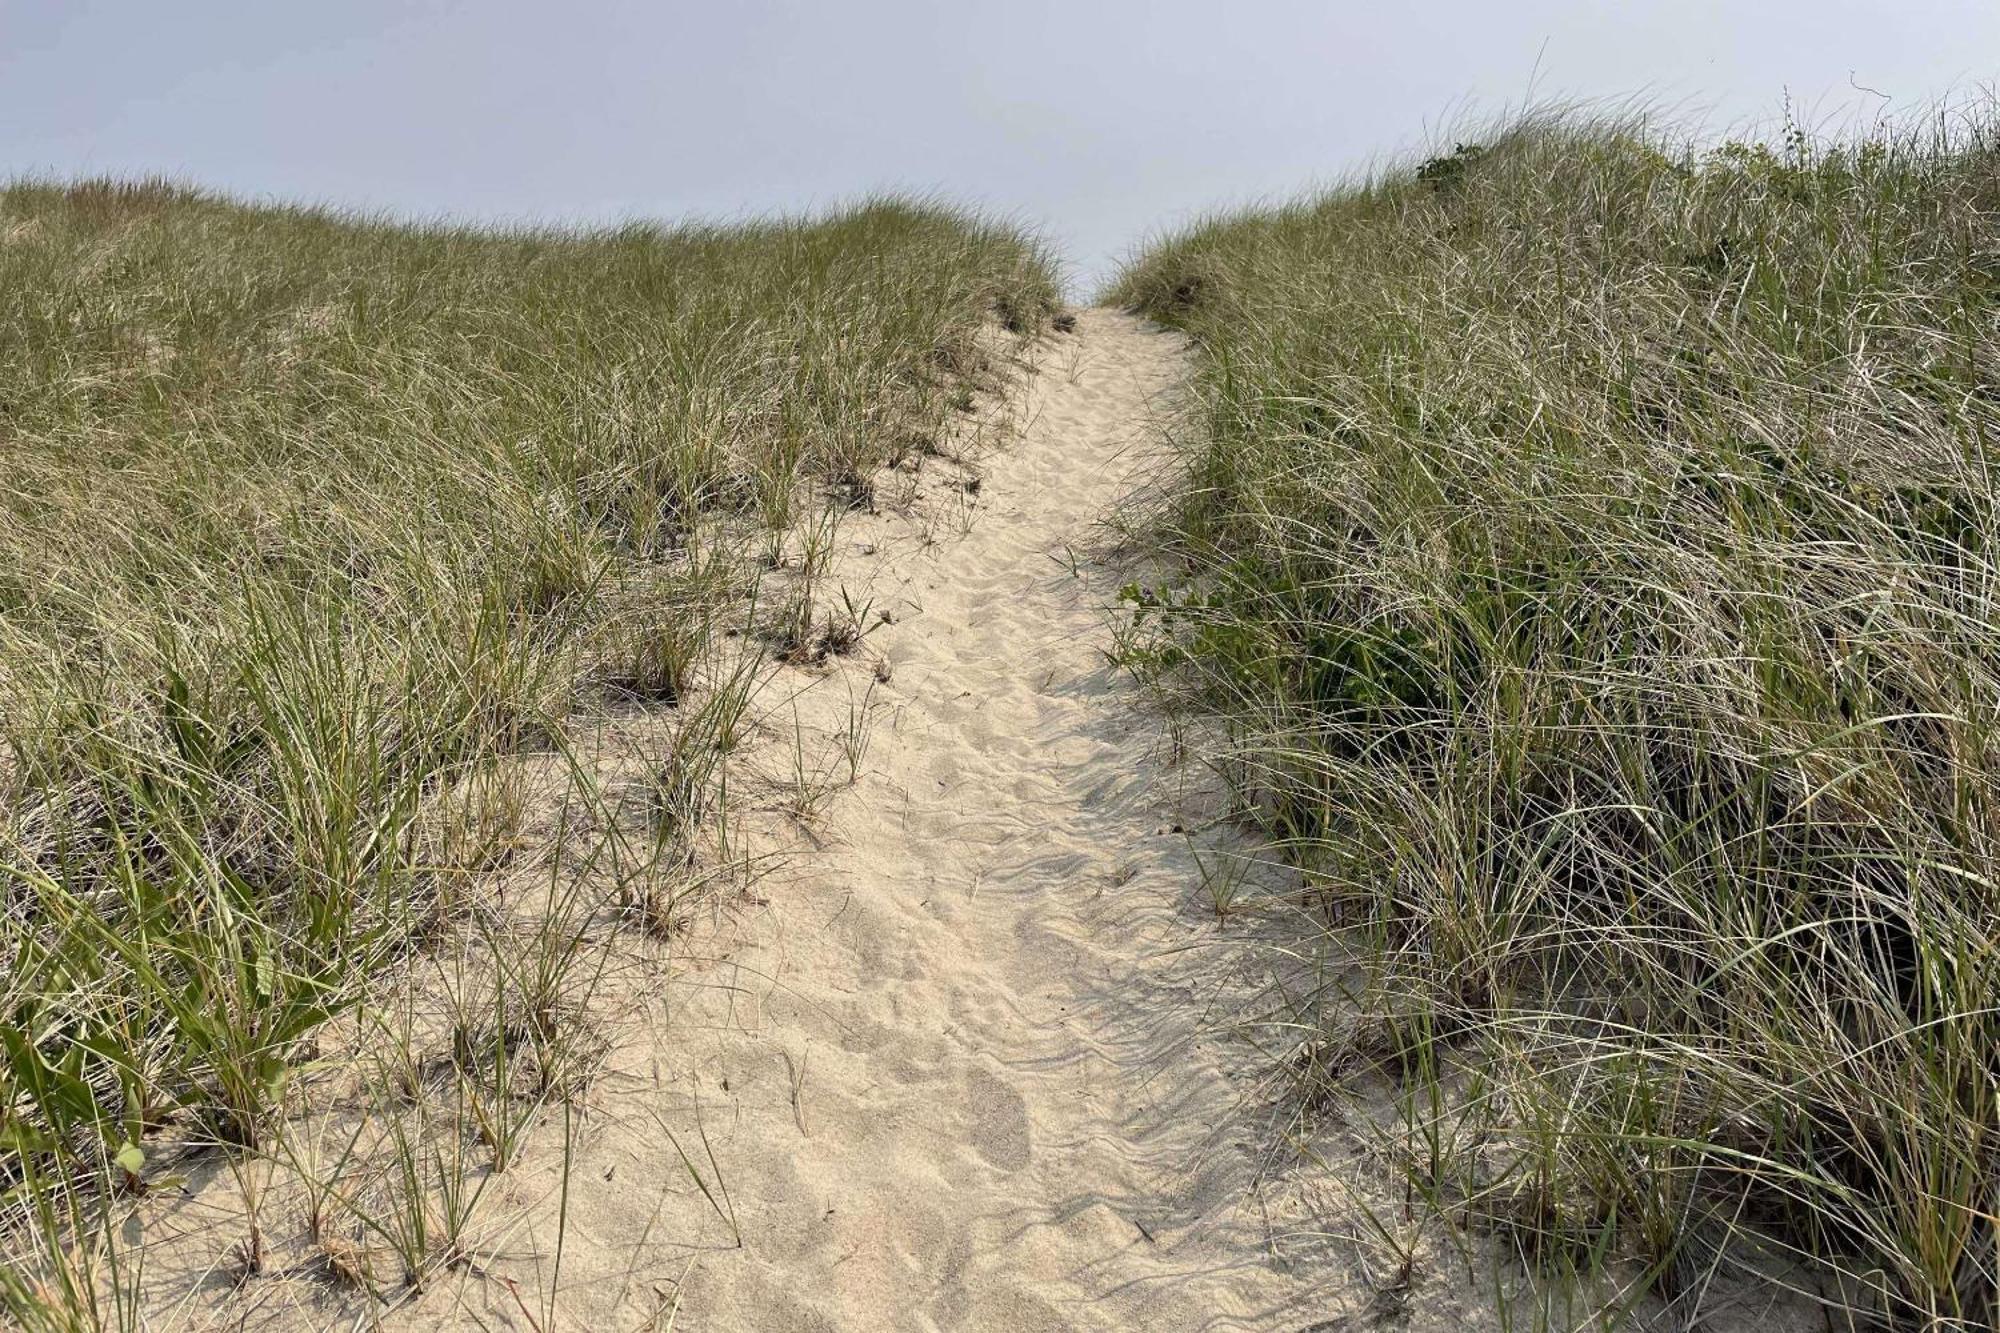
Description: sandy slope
479,308,1343,1330
99,311,1824,1332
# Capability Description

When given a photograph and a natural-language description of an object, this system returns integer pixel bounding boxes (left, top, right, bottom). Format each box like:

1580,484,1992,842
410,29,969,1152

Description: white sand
469,308,1349,1329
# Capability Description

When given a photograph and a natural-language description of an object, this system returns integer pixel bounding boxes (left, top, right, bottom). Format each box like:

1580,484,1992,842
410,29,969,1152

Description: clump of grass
1111,106,2000,1326
0,177,1055,1316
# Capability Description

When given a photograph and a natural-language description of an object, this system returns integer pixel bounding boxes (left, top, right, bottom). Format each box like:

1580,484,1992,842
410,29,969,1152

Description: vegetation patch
0,178,1055,1321
1110,111,2000,1326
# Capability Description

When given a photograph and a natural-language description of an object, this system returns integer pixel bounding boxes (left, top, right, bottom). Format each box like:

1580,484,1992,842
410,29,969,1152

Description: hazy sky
3,1,1995,290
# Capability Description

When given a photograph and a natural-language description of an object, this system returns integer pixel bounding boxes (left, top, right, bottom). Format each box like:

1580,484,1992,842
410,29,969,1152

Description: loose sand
471,308,1352,1329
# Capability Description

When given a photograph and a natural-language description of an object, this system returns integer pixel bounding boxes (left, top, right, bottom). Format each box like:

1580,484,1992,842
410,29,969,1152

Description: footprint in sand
964,1064,1032,1171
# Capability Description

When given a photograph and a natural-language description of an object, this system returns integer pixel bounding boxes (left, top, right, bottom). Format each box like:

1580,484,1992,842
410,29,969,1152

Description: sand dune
127,311,1820,1332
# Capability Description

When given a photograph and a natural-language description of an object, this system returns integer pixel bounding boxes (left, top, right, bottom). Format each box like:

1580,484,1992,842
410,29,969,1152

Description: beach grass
0,178,1056,1320
1110,108,2000,1326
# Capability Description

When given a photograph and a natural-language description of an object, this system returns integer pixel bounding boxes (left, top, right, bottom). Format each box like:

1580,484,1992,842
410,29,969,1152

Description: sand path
506,309,1332,1331
131,310,1801,1333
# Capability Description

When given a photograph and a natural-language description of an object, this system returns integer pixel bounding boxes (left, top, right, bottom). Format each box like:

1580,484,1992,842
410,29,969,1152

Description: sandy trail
482,308,1825,1333
123,310,1810,1333
505,308,1330,1330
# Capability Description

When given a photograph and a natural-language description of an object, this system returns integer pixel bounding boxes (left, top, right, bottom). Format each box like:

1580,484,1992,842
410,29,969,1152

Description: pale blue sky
3,1,1994,289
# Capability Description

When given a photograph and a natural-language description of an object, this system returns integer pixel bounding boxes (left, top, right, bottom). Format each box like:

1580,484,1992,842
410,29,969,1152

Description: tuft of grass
1111,107,2000,1326
0,177,1055,1318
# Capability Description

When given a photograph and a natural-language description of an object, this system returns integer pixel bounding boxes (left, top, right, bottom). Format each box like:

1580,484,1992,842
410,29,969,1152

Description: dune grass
1110,112,2000,1325
0,178,1056,1319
